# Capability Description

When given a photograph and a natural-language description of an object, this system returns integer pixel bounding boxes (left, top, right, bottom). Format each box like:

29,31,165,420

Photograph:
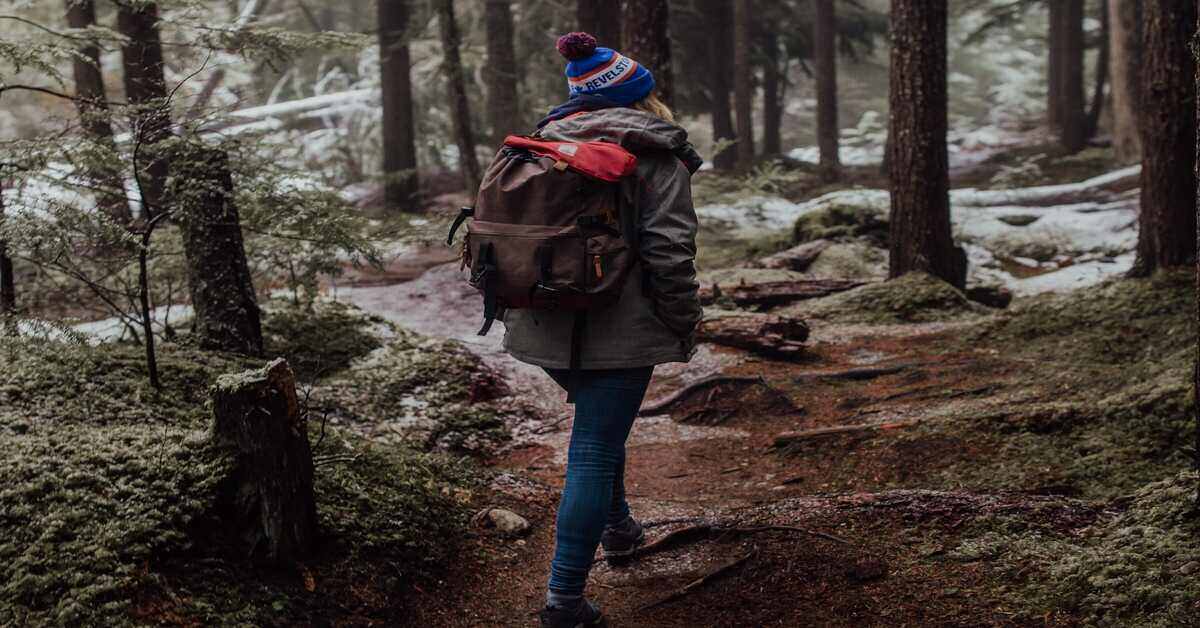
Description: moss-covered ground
0,302,485,626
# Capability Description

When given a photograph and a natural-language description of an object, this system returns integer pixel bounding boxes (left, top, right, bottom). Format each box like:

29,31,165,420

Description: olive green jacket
500,108,703,369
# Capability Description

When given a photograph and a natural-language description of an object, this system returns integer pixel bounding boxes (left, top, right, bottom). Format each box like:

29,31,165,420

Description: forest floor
336,232,1196,625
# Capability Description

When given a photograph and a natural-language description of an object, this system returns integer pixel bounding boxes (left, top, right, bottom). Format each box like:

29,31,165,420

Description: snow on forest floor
696,165,1140,295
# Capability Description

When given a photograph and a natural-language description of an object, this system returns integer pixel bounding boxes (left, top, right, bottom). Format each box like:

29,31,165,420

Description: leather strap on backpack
446,206,474,246
477,242,499,336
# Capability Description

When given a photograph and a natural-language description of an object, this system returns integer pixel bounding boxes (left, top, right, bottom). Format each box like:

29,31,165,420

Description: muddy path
339,261,1083,627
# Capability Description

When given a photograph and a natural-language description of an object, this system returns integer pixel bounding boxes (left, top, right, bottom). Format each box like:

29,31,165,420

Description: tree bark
1084,0,1109,142
706,0,736,170
576,0,621,48
1193,4,1200,501
1059,0,1087,152
1130,0,1197,275
1108,0,1142,163
116,1,170,219
378,0,420,213
621,0,672,106
211,358,317,564
434,0,483,193
65,0,131,223
814,0,840,180
484,0,520,145
732,0,755,170
887,0,963,289
761,29,783,157
176,147,264,356
1047,0,1063,127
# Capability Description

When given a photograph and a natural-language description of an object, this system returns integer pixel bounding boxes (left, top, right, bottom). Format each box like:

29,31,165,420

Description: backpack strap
446,206,474,246
476,242,499,336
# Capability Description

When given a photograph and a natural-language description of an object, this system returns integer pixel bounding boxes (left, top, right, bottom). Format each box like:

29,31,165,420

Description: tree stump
210,358,316,563
176,146,264,356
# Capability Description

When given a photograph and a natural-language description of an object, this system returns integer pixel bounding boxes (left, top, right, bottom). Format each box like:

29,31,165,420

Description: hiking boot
538,598,607,628
600,516,645,566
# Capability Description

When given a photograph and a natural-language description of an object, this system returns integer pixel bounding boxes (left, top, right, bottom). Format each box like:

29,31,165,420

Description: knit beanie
556,32,655,106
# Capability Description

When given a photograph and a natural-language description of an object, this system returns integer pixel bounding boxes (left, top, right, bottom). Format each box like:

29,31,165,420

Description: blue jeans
544,366,654,596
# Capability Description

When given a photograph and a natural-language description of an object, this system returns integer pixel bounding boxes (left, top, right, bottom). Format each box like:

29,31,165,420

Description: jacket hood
538,107,703,173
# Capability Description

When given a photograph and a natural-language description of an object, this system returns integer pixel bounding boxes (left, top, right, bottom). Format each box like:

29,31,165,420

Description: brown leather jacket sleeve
637,154,702,338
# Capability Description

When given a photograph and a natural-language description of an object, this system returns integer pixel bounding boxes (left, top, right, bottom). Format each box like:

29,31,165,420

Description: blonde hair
632,92,675,123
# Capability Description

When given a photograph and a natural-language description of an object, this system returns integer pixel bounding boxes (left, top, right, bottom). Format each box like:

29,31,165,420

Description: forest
0,0,1197,626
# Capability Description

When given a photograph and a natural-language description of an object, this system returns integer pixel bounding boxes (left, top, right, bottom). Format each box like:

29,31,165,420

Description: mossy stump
211,358,316,563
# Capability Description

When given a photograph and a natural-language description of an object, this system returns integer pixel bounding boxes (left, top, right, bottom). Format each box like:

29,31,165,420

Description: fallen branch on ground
639,548,758,611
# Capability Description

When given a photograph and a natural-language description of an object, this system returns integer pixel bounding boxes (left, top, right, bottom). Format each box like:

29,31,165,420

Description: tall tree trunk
1047,0,1063,127
211,359,317,564
1193,4,1200,505
116,1,170,219
1084,1,1109,141
887,0,963,289
706,0,736,170
1130,0,1197,276
484,0,520,145
761,29,783,157
65,0,131,223
434,0,482,194
176,147,264,356
621,0,672,106
814,0,840,180
378,0,420,213
1109,0,1142,163
1059,0,1087,152
576,0,621,47
0,184,14,334
732,0,755,170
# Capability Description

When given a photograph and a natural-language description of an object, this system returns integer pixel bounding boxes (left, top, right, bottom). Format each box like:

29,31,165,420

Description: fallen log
695,312,810,359
771,420,920,448
751,240,833,271
211,358,317,563
700,279,867,308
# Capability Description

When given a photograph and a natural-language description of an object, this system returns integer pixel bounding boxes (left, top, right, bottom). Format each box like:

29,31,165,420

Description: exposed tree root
638,548,759,611
793,363,922,383
639,375,768,415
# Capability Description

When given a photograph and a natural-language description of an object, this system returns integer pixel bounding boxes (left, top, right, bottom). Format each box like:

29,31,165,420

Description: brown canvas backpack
446,134,641,385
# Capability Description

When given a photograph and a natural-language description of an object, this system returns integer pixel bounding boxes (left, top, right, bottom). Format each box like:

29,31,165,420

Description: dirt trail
340,261,1066,627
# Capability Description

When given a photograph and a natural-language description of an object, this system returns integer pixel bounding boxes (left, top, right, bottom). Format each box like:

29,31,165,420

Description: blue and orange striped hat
556,32,656,105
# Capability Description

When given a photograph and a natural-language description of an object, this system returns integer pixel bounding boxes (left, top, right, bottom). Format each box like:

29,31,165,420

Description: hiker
489,32,703,628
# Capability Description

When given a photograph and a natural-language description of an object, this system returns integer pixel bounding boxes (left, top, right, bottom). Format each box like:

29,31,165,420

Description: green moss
0,307,476,626
260,299,386,382
790,272,981,323
792,203,888,245
318,331,514,455
950,473,1200,627
0,421,231,626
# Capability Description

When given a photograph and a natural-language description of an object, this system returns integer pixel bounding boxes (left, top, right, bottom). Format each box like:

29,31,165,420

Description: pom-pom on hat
556,31,655,106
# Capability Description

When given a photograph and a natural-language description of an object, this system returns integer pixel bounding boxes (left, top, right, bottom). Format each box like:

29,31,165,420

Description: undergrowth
788,272,982,323
0,302,476,626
